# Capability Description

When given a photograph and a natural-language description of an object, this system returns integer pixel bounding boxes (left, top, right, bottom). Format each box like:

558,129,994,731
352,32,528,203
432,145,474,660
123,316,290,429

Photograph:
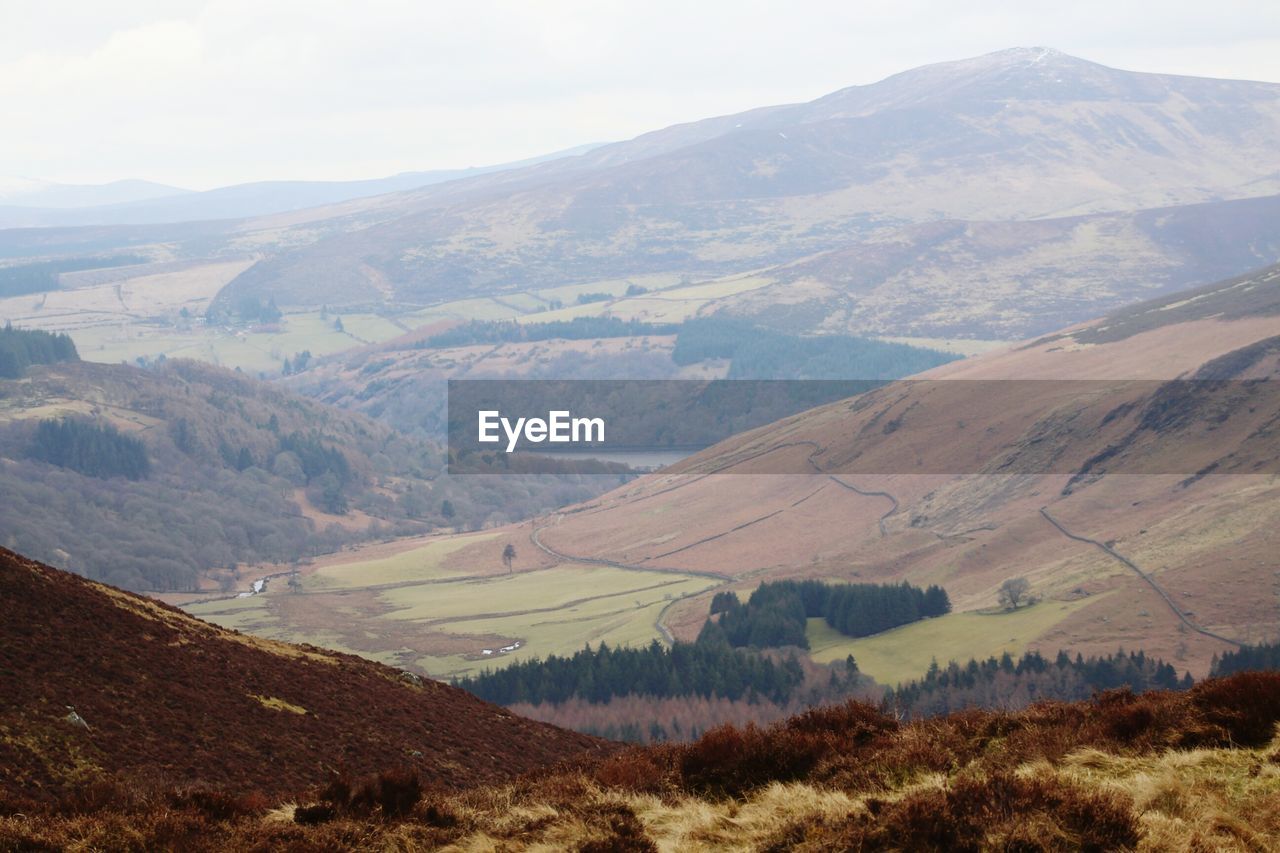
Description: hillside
0,357,621,592
7,49,1280,369
287,316,956,434
714,192,1280,337
178,262,1280,706
0,548,610,806
5,669,1278,849
477,262,1280,681
202,48,1280,339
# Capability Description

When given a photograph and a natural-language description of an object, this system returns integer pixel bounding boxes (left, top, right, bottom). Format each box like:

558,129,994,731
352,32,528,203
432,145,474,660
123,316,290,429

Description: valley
168,261,1280,700
5,33,1280,849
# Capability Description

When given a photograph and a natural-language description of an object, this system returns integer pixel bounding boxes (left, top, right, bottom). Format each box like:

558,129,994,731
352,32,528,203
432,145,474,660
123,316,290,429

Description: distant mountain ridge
204,47,1280,337
6,48,1280,342
0,143,603,228
0,177,189,209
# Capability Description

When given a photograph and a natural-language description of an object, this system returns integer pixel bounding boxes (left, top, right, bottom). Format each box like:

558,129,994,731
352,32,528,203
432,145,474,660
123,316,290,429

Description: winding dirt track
527,437,905,642
530,517,732,643
1039,507,1241,648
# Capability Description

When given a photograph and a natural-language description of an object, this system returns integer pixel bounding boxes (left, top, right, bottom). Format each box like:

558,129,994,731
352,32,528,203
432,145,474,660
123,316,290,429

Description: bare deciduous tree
998,577,1031,610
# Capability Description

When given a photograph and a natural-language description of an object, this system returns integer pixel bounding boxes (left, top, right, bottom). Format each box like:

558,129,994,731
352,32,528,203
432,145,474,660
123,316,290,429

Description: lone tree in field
998,577,1032,610
502,543,516,573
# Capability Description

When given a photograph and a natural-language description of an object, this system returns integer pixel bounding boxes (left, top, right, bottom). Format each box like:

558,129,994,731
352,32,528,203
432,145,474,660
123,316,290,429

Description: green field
382,564,717,677
531,274,684,304
654,273,772,301
73,310,409,373
63,268,782,372
404,296,526,325
377,564,693,621
306,534,499,590
513,272,775,326
806,597,1105,686
184,561,719,680
185,594,273,631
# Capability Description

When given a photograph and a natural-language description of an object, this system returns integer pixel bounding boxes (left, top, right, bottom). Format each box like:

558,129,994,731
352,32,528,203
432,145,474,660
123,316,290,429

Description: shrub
678,721,836,797
295,769,423,822
351,769,422,818
293,802,337,825
170,788,266,821
1190,671,1280,746
591,747,674,794
801,772,1140,852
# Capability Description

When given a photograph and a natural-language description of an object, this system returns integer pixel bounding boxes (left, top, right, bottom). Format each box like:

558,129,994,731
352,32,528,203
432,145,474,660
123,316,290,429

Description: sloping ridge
213,48,1280,314
524,263,1280,674
0,548,611,803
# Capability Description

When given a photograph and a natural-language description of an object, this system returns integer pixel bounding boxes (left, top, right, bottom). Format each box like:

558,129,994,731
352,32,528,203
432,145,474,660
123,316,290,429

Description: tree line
1212,642,1280,676
414,315,955,381
0,325,79,378
479,644,1195,743
700,579,951,650
0,255,146,298
671,317,956,380
29,418,150,481
418,316,680,349
885,649,1192,718
454,637,806,706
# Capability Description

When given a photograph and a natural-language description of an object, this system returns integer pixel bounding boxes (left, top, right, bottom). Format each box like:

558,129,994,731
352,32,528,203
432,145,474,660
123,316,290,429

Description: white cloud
2,0,1278,188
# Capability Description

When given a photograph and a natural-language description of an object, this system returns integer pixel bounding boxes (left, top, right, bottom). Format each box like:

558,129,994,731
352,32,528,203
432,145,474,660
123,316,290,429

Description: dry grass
3,673,1279,851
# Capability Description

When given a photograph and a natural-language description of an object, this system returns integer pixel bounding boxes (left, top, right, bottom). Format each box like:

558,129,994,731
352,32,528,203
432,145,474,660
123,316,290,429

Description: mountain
0,144,602,229
0,548,609,805
487,262,1280,678
0,177,190,209
205,47,1280,338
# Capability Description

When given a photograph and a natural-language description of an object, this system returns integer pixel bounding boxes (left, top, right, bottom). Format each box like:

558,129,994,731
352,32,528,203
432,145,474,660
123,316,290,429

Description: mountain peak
933,45,1107,79
977,46,1072,63
806,45,1220,117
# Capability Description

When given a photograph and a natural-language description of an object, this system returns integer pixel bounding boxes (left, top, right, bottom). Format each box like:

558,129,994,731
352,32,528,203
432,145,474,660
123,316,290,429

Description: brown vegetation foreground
0,549,611,805
3,672,1278,851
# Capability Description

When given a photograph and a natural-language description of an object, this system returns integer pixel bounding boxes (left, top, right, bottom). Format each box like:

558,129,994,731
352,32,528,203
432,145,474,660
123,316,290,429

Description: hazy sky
4,0,1279,189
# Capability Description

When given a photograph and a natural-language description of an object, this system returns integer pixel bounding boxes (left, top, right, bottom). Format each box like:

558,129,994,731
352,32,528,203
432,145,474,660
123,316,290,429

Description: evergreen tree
0,326,79,378
29,418,150,480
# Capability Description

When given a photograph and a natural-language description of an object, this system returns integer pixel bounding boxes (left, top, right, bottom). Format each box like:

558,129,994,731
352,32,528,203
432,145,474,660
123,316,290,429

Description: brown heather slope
5,674,1279,849
517,262,1280,677
0,548,612,805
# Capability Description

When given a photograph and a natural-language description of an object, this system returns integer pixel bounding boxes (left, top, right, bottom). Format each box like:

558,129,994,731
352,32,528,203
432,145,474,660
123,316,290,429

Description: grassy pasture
514,271,776,326
806,596,1105,686
654,273,773,301
185,594,276,633
307,533,499,589
376,564,696,621
183,557,719,681
410,566,715,678
404,296,525,325
71,310,406,373
531,273,684,304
